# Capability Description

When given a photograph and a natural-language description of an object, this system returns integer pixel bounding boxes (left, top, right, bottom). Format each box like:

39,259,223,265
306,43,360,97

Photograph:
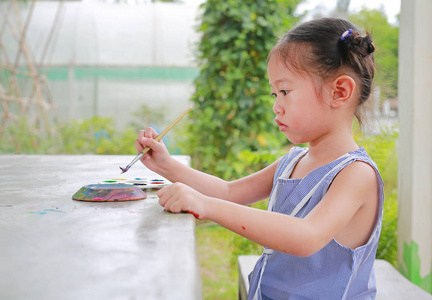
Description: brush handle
145,106,192,150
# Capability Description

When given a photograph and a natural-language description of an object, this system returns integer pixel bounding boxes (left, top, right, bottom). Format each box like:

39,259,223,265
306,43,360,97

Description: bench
238,255,432,299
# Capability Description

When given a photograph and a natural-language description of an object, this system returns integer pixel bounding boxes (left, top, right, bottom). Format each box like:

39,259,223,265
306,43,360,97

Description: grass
196,222,240,300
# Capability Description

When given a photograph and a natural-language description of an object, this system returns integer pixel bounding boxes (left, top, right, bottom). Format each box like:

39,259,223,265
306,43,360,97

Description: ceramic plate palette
72,184,147,202
99,177,170,189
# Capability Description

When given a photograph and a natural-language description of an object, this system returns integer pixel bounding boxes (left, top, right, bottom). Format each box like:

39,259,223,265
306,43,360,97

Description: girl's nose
273,98,284,115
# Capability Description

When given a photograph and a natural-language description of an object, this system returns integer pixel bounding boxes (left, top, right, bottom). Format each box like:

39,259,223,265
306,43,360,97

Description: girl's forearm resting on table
205,198,317,257
156,183,319,257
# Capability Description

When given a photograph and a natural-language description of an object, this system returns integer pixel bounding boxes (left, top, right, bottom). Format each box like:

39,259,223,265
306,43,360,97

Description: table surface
0,154,201,300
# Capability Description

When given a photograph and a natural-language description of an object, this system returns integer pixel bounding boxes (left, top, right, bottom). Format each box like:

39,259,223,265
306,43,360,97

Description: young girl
135,18,383,299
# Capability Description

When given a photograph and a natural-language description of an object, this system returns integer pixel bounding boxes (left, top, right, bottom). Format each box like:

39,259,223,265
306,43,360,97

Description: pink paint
241,226,246,230
186,210,200,219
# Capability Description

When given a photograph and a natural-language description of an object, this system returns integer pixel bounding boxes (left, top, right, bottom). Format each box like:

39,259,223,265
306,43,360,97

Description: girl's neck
307,131,359,163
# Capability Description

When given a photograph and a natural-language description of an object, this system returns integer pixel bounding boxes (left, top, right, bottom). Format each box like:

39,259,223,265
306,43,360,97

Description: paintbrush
119,106,192,174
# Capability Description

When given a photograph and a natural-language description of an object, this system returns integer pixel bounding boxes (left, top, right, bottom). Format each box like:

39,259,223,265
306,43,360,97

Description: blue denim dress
248,147,384,300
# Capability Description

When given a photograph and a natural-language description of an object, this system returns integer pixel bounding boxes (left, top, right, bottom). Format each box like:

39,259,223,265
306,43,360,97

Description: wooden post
397,0,432,294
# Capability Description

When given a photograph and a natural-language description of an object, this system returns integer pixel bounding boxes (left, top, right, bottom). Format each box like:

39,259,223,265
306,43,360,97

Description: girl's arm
159,160,379,256
135,127,279,205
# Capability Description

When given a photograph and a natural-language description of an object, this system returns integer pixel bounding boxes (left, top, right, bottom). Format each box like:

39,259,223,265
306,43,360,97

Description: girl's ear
330,75,356,108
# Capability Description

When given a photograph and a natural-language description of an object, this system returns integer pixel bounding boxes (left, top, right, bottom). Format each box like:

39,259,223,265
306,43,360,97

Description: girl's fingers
161,193,177,211
144,127,159,139
137,128,159,145
157,185,185,213
138,129,145,141
134,138,144,152
157,185,169,199
157,186,172,207
168,201,184,214
140,137,164,153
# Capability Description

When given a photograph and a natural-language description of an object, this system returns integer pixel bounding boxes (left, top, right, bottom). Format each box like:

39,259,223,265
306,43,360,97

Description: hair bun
365,35,375,54
345,31,375,57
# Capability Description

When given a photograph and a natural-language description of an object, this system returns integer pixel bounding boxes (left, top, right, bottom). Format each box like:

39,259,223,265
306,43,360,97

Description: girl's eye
270,90,290,98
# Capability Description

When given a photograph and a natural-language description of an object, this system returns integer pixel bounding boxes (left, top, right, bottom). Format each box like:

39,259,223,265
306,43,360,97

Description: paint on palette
99,177,170,189
72,184,147,202
150,179,164,184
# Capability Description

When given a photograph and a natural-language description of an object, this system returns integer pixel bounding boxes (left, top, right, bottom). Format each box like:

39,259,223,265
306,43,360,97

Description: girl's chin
284,134,308,145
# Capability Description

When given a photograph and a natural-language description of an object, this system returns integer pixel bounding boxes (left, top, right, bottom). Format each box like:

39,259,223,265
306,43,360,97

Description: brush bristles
119,166,130,174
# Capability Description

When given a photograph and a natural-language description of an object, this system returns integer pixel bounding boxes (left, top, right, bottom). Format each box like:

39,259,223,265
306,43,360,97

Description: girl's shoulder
333,147,384,199
346,146,380,174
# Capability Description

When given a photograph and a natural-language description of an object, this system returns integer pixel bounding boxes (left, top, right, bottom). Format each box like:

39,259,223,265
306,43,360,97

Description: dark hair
269,18,375,124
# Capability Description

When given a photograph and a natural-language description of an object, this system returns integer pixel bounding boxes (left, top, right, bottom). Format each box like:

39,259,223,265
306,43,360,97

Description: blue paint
28,209,65,215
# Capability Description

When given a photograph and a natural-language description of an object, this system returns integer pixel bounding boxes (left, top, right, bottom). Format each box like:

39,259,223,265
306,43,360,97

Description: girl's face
267,54,333,145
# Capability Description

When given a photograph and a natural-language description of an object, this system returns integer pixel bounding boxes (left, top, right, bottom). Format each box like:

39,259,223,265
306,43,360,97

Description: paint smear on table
28,209,66,215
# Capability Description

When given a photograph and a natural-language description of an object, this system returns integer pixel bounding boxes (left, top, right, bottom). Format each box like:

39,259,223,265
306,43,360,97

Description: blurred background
0,0,403,298
0,0,398,155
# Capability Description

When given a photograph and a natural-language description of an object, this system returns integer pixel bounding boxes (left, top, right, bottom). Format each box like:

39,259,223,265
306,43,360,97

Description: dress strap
252,153,354,300
289,155,352,217
267,149,307,212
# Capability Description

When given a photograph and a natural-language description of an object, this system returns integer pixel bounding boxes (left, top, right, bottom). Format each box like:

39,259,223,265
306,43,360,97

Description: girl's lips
275,118,288,131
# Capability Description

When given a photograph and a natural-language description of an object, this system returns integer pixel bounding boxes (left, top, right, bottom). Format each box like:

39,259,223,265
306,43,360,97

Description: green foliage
58,116,137,155
188,0,304,180
0,104,168,155
0,117,59,154
348,8,399,100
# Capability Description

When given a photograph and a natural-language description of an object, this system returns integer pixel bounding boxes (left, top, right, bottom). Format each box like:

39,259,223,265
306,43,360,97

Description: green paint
399,241,432,294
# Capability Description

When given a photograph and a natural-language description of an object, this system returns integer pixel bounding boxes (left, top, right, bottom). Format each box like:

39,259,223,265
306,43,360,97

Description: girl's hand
157,183,210,220
134,127,171,173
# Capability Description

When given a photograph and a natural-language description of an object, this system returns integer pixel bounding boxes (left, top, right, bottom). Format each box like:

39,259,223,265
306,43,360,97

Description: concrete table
0,155,201,300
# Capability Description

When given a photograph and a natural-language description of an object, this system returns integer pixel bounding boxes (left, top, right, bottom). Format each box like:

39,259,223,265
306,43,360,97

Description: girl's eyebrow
275,78,294,84
269,78,294,87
